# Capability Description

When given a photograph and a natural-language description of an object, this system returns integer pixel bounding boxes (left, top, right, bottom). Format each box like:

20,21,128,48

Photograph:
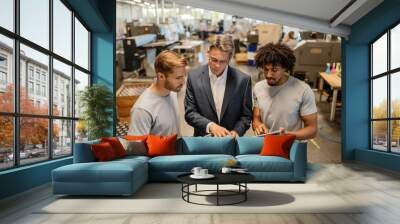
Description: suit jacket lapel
220,67,235,120
201,68,217,116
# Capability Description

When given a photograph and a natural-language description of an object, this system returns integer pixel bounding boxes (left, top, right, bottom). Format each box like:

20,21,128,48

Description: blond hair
208,35,234,57
154,50,187,76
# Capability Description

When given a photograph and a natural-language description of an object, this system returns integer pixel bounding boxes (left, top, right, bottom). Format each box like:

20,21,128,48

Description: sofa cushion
260,134,296,159
148,154,235,172
178,137,236,155
119,138,147,156
236,137,264,155
236,155,293,172
115,155,150,164
124,135,148,141
73,140,100,163
53,163,134,183
147,135,177,157
91,142,118,161
101,137,127,158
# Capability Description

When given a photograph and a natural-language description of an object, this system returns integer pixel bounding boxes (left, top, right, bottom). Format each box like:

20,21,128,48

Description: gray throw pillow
118,137,147,156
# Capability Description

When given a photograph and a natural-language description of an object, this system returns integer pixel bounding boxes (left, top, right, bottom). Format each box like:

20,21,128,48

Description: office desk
142,40,178,48
172,40,203,60
142,40,179,55
318,72,341,121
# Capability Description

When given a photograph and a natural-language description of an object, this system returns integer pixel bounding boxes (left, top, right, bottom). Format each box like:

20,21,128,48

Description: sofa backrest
177,137,236,155
73,137,302,161
73,140,100,163
236,136,264,155
236,137,304,156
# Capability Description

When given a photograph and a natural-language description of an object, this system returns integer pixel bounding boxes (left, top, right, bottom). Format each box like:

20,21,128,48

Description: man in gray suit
184,35,252,137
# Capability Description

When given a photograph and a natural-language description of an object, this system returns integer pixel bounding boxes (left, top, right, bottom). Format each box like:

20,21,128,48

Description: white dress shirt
206,66,228,133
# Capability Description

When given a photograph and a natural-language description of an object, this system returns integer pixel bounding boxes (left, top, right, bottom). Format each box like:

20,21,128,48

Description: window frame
370,20,400,154
0,53,8,89
0,0,92,171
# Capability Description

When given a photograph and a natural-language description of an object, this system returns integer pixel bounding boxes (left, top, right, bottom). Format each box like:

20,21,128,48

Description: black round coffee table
177,173,255,206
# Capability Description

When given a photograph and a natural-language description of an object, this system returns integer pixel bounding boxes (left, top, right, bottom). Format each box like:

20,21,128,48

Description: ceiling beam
330,0,368,28
173,0,351,37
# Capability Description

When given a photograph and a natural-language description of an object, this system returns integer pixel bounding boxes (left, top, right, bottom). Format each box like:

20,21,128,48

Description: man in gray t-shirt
129,90,180,135
252,43,317,140
128,50,187,136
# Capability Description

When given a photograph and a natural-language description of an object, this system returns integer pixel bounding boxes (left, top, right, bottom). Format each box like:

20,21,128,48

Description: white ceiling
224,0,352,22
173,0,384,38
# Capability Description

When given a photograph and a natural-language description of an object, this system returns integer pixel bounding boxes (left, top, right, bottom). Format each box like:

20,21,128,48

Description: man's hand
253,123,268,136
209,123,230,137
229,130,239,138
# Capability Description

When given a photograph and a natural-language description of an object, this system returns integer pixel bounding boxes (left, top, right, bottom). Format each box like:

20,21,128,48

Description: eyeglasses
208,56,229,65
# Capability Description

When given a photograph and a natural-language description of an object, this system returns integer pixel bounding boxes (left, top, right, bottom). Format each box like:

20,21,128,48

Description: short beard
165,80,180,92
266,79,277,86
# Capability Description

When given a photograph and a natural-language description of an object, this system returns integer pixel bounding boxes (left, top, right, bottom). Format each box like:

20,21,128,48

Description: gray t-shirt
253,76,317,132
128,89,180,136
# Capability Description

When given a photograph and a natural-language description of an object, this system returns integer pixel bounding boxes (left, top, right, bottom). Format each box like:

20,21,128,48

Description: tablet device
256,130,281,137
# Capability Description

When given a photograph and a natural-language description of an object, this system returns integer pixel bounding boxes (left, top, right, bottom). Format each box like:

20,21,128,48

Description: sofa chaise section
52,142,149,196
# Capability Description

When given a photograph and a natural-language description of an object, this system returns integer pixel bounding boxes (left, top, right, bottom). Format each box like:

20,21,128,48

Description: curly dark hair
255,43,296,75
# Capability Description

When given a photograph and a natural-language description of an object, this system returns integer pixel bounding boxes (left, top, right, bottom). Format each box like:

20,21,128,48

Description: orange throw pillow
91,142,117,162
124,135,148,141
146,135,177,157
260,134,296,159
101,137,126,158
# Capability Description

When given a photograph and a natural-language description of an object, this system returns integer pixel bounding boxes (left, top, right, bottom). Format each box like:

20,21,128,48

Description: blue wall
0,0,116,200
91,0,116,136
343,0,400,171
0,158,72,199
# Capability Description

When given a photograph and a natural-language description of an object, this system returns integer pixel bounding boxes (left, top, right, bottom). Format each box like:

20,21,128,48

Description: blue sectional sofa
52,137,307,196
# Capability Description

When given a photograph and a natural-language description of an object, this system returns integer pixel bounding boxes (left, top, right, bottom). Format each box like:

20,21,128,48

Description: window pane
391,120,400,153
75,18,89,70
0,116,13,170
74,69,89,118
0,0,14,31
372,76,387,119
391,72,400,118
53,59,72,117
20,0,49,49
75,120,88,143
53,0,72,60
391,24,400,70
0,35,14,113
372,33,387,76
372,121,388,151
20,44,49,115
53,119,72,158
20,117,49,165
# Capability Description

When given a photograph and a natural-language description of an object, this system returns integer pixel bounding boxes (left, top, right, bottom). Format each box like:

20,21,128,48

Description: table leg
330,89,338,121
217,184,219,206
245,183,248,201
318,77,324,102
195,184,197,192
